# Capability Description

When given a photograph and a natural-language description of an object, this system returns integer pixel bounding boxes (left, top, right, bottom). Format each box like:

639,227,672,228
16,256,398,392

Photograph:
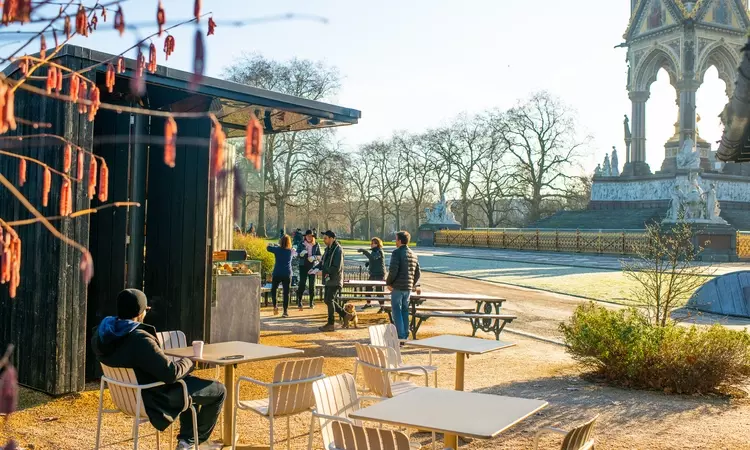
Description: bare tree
449,113,499,227
223,54,341,235
305,142,347,231
491,91,590,224
393,132,432,230
621,221,711,327
472,152,514,228
422,127,456,201
344,152,374,238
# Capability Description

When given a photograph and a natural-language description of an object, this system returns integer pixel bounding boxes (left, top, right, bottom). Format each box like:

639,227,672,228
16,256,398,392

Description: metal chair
234,356,325,450
329,420,411,450
533,415,598,450
95,363,198,450
367,324,438,387
354,343,428,399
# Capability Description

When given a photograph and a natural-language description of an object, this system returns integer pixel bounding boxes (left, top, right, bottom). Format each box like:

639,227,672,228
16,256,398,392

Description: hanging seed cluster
0,225,21,298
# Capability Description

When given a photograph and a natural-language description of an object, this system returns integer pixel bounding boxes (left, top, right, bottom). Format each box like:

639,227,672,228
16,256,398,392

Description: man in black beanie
91,289,225,449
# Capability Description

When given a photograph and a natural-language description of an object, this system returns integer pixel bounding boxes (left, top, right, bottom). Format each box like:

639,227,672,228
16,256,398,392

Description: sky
35,0,731,174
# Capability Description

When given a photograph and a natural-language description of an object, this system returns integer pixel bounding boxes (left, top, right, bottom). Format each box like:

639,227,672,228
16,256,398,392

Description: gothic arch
696,41,740,96
633,45,680,92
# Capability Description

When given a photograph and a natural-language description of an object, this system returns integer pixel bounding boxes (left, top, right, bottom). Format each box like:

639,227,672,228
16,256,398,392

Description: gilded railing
737,232,750,259
434,229,649,255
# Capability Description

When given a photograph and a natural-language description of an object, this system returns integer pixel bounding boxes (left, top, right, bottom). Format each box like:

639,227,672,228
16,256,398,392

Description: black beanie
116,289,149,319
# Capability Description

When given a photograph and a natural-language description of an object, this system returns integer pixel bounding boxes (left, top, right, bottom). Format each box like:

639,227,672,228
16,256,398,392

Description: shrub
233,233,274,280
560,303,750,394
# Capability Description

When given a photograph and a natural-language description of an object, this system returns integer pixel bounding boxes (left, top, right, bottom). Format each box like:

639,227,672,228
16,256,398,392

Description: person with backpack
295,230,322,310
266,234,294,317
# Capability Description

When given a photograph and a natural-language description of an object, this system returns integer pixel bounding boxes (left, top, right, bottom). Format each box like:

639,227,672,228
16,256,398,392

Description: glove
357,249,364,253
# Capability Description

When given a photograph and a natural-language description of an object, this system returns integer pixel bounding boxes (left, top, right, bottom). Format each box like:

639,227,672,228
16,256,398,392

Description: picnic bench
261,283,324,307
407,293,514,340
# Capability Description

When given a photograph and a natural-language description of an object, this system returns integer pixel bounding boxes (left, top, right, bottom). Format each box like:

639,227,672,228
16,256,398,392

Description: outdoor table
406,335,515,448
408,292,507,338
164,341,303,449
349,387,547,450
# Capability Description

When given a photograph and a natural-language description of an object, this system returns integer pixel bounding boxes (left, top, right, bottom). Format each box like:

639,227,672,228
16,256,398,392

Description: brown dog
342,303,359,329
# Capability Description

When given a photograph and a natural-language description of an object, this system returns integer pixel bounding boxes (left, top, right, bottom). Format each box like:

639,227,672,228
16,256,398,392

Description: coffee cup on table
192,340,204,358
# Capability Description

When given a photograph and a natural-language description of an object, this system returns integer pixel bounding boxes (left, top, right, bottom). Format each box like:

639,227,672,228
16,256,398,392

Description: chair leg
432,432,436,450
286,416,291,450
132,419,139,450
191,405,199,450
307,414,316,450
434,370,438,388
269,416,275,450
231,403,239,450
95,379,105,450
156,427,161,450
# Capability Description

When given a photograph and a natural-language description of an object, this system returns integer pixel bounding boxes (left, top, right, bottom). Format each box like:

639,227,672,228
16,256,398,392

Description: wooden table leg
223,363,235,446
445,352,466,449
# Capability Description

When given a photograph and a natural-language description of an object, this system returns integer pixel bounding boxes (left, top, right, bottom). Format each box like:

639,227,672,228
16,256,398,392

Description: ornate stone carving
602,154,612,177
676,136,701,169
611,147,620,176
425,194,459,225
662,173,729,224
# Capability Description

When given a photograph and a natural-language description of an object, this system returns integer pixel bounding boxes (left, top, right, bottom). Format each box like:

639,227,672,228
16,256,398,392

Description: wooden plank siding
0,55,93,395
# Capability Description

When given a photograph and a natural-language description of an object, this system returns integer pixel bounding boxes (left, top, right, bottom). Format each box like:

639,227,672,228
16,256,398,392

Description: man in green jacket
91,289,225,449
319,230,345,331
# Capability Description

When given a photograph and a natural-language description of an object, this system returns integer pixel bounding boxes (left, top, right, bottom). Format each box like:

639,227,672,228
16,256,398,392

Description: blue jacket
267,245,293,278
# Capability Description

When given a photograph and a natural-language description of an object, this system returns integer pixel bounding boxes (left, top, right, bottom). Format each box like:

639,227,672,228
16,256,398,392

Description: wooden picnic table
164,341,302,450
406,335,516,448
349,387,546,449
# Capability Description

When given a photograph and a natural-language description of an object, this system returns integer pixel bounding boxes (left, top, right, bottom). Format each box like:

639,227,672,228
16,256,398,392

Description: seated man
91,289,225,450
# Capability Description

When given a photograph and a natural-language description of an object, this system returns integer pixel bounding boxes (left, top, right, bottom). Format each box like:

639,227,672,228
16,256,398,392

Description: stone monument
418,194,461,246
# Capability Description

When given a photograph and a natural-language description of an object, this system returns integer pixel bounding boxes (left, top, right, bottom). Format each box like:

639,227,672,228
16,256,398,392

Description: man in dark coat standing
386,231,421,340
319,230,345,331
91,289,225,449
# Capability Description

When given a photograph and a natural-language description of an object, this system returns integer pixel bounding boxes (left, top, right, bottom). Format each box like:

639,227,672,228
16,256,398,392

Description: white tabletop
349,388,547,439
344,280,387,286
406,335,515,355
412,292,505,302
163,341,302,366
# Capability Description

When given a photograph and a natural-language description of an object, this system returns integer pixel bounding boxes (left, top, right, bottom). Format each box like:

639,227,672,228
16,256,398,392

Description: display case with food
209,251,261,344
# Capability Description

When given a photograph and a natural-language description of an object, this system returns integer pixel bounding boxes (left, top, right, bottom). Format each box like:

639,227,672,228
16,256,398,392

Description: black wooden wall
0,55,93,395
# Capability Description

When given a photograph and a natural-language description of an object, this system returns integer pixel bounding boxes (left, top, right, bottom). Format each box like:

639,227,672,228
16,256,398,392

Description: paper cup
192,341,204,358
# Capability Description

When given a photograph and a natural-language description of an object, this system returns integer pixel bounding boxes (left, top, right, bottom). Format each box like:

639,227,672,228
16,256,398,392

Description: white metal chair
328,420,411,450
307,373,386,450
234,356,325,450
95,363,198,450
367,324,438,387
354,343,428,399
533,415,598,450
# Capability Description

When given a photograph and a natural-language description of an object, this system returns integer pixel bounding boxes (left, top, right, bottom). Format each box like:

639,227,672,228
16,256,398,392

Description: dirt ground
3,272,750,449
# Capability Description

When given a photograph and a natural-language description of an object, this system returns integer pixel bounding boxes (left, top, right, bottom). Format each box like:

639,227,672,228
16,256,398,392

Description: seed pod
164,35,175,60
45,66,56,94
39,35,46,59
245,115,264,171
88,85,100,121
101,5,107,22
63,144,72,173
148,43,157,73
56,67,63,92
98,162,108,202
106,63,115,93
91,14,98,31
80,250,94,283
191,30,204,86
137,49,145,77
19,58,27,76
75,4,88,37
18,158,26,186
164,117,177,168
210,122,225,177
5,87,16,131
157,1,165,36
207,17,216,36
76,150,84,181
114,6,125,36
42,166,51,207
88,157,97,200
117,56,124,74
53,29,58,49
194,0,201,21
77,80,88,114
70,73,80,102
0,82,7,134
64,15,71,39
60,178,71,216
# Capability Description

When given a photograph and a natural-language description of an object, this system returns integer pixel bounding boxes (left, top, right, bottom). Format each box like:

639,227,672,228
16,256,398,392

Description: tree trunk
395,205,401,232
276,199,286,234
414,201,421,230
379,203,386,237
257,193,267,237
366,210,371,240
240,194,248,231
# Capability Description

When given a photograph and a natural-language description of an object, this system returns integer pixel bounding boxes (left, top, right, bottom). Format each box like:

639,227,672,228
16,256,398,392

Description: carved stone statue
594,164,602,177
611,146,619,176
706,183,720,221
683,172,705,220
425,194,459,225
623,115,631,140
602,154,612,177
676,136,701,169
667,186,682,221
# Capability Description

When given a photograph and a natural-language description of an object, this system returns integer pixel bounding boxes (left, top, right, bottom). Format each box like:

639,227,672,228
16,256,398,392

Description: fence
434,229,651,256
738,232,750,259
